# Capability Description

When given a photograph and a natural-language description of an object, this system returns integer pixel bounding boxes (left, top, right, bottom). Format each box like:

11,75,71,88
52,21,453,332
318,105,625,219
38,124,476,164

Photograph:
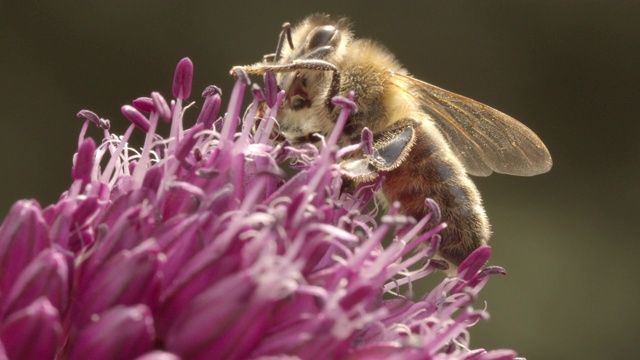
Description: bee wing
390,72,552,176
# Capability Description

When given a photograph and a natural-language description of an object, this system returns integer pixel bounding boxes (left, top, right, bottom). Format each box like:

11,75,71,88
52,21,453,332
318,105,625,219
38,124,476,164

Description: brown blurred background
1,1,638,359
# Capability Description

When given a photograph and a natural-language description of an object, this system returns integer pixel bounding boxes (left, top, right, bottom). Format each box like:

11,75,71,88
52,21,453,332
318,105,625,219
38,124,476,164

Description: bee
231,14,552,268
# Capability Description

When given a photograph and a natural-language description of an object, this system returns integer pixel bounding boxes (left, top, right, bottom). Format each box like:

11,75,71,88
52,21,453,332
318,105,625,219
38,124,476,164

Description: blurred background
1,1,638,359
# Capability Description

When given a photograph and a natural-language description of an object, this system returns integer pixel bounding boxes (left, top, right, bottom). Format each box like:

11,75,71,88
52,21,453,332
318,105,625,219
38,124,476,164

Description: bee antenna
274,22,294,62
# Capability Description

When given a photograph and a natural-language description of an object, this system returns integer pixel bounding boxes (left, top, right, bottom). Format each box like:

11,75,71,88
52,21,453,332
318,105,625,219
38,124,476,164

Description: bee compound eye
307,25,337,50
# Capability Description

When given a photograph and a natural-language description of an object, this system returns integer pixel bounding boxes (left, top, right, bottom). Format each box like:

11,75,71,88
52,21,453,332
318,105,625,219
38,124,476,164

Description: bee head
278,14,351,64
271,15,350,111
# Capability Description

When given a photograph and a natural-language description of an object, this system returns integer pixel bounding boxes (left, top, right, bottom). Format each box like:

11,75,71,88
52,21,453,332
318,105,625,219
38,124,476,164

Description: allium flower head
0,58,520,359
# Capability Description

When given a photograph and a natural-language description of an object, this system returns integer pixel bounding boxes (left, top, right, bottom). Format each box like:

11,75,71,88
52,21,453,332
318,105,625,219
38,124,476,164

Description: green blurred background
1,1,638,359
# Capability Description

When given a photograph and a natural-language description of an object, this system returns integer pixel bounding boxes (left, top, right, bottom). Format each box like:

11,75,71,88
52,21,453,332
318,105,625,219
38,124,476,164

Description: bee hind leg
339,123,417,182
369,124,417,172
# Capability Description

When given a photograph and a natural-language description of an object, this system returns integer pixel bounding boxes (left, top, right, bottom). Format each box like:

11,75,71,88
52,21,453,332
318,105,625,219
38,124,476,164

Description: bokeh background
1,1,638,359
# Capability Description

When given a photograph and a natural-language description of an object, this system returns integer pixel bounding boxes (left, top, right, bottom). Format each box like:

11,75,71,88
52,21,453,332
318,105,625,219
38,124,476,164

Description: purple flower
0,58,520,359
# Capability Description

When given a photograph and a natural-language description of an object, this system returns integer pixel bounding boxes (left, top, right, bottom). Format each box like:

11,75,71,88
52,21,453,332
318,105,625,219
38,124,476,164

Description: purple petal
173,57,193,99
476,349,519,360
429,258,450,271
69,305,155,360
1,248,71,320
72,196,100,227
196,91,221,129
176,123,204,163
77,109,109,130
157,236,245,334
164,273,267,360
231,66,251,86
457,246,492,281
72,138,96,182
327,91,356,147
482,266,507,276
452,265,508,295
220,69,249,141
134,351,181,360
251,83,266,102
201,85,221,98
154,216,203,281
264,71,278,107
151,91,172,122
361,127,374,154
425,197,442,223
331,94,358,113
141,166,164,194
80,203,151,279
0,200,50,295
121,105,150,132
339,284,377,310
76,240,160,325
0,298,62,360
132,97,155,113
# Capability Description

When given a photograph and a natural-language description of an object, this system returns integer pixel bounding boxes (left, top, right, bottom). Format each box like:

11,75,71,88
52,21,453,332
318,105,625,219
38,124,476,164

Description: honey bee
231,14,552,268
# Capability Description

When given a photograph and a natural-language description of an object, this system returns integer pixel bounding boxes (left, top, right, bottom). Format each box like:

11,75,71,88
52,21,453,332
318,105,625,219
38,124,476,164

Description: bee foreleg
231,59,336,76
231,59,341,111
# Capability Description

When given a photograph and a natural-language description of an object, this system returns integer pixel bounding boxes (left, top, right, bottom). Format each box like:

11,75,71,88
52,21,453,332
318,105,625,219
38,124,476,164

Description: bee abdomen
380,122,490,266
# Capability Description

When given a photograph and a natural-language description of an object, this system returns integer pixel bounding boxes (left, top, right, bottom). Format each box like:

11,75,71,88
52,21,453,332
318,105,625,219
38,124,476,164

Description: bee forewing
390,72,552,177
